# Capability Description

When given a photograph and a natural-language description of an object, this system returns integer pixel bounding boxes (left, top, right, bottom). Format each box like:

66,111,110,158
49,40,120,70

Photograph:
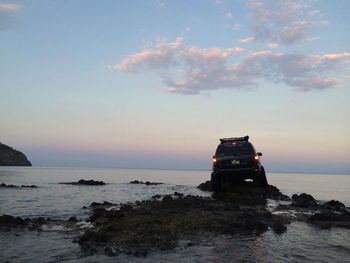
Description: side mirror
257,152,262,156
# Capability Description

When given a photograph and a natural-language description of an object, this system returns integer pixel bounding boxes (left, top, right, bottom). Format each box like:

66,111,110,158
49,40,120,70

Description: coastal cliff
0,143,32,166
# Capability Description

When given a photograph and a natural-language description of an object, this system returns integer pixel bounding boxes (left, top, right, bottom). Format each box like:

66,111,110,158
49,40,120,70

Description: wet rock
197,180,212,191
322,200,346,211
90,201,115,208
78,195,288,257
0,183,39,188
162,195,173,202
129,180,163,185
89,208,107,222
307,211,350,229
174,192,184,198
198,181,290,203
60,179,106,186
0,215,27,228
21,185,38,188
0,183,18,188
152,194,162,199
271,222,287,234
68,217,79,223
292,193,318,208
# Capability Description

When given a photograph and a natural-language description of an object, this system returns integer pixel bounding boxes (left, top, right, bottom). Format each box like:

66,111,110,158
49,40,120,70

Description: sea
0,167,349,262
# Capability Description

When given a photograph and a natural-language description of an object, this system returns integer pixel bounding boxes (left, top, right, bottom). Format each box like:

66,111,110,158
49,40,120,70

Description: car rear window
215,142,255,156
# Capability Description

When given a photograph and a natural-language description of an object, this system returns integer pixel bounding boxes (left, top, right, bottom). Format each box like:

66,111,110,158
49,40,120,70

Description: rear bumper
213,166,261,179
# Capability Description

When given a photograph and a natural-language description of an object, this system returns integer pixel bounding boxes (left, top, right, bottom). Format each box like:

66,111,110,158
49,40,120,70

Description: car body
211,136,267,190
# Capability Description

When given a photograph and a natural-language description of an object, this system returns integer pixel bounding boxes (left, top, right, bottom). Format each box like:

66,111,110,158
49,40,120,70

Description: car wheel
211,172,221,192
255,166,268,187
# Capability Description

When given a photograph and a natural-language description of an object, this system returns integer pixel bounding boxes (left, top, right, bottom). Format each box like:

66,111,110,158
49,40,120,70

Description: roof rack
220,136,249,143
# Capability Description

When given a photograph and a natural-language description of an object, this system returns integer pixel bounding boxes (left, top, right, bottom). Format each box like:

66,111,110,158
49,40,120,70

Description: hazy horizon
1,1,349,174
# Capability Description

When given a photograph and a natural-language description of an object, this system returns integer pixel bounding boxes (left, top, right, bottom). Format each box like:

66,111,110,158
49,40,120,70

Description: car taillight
213,156,219,167
253,155,260,163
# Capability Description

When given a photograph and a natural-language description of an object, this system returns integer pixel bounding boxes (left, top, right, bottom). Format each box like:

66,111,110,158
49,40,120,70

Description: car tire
211,172,221,192
255,166,268,187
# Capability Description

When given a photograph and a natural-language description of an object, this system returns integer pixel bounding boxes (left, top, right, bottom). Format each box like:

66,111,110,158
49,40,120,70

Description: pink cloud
115,38,350,94
0,3,20,11
243,0,328,45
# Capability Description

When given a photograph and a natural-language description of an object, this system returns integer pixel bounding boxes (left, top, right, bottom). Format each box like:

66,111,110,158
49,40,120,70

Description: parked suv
211,136,267,191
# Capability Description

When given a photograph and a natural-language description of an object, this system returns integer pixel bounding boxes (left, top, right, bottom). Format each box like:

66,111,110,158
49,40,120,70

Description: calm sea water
0,167,349,262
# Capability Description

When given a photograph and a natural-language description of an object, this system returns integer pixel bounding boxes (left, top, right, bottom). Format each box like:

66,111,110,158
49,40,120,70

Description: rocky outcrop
0,183,38,188
0,143,31,166
59,179,106,186
78,193,289,257
129,180,163,185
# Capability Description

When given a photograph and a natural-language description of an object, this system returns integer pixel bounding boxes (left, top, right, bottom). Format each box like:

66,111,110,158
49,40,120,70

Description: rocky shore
0,180,349,258
0,143,31,166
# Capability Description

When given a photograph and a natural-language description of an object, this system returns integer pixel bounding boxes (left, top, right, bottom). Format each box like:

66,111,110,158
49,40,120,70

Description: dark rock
0,142,32,166
174,192,184,198
60,179,106,186
90,201,115,208
322,200,346,211
0,215,27,227
0,183,18,188
0,183,38,188
307,211,350,229
197,180,212,191
162,195,173,202
68,217,78,223
152,194,162,199
271,222,287,234
21,185,38,188
78,195,288,257
129,180,163,185
292,193,318,207
89,208,107,222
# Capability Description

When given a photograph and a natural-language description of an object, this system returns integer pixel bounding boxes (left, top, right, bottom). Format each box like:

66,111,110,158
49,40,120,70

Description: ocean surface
0,167,349,262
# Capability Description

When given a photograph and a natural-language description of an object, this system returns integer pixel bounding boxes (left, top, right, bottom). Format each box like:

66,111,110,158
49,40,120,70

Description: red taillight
213,156,219,167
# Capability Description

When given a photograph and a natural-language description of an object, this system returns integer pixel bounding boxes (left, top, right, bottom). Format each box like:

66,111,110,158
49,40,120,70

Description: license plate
231,160,240,165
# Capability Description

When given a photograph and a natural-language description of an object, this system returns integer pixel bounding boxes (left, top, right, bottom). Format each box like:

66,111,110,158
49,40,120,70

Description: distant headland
0,143,32,166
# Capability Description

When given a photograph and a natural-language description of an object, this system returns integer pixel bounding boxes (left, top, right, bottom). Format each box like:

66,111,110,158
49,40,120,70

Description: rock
198,181,290,203
292,193,318,208
162,195,173,202
0,215,27,228
68,217,78,223
59,179,106,186
307,211,350,229
271,222,287,234
0,143,32,166
89,208,107,222
197,180,212,191
21,185,38,188
77,195,288,257
129,180,163,185
0,183,38,188
90,201,115,208
174,192,184,198
322,200,346,211
0,183,18,188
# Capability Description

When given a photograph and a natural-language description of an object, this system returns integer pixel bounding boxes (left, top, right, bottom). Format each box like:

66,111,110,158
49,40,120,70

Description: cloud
224,11,233,19
0,3,19,11
239,37,255,43
115,37,183,73
0,3,21,30
242,0,328,45
115,38,350,94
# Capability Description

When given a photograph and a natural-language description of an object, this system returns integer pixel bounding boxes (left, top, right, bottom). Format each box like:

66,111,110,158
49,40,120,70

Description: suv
211,136,267,191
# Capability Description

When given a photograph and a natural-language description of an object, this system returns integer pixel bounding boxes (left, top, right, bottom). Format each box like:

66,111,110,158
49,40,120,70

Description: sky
0,0,349,174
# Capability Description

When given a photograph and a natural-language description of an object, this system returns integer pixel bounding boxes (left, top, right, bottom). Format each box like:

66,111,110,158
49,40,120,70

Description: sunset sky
1,0,349,174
